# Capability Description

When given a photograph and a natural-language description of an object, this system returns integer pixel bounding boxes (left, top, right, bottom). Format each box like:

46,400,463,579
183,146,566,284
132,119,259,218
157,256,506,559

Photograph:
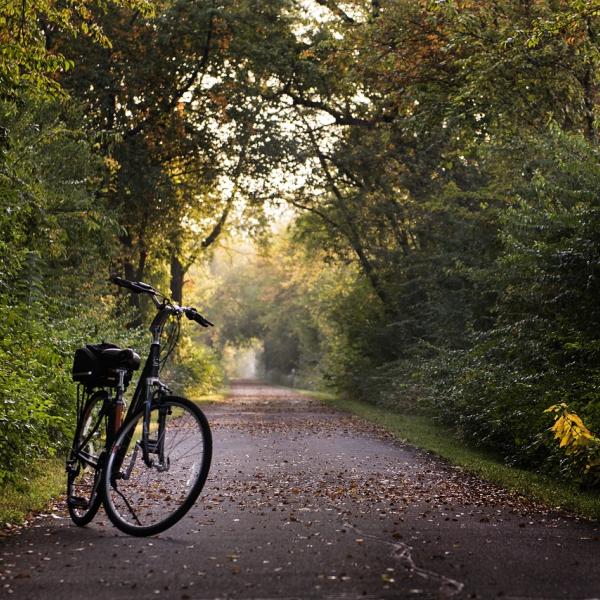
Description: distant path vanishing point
1,380,599,599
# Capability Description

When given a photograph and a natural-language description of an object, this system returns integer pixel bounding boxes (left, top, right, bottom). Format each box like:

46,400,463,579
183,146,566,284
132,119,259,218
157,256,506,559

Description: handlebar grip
111,276,140,292
185,308,214,328
111,276,157,295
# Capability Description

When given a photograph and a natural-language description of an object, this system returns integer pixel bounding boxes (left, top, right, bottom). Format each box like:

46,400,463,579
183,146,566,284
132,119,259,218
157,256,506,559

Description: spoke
171,440,204,461
112,482,142,526
76,406,106,454
159,417,200,454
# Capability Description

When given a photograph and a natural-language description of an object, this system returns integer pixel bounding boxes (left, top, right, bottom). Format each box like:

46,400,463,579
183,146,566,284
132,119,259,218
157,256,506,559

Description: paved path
1,380,599,599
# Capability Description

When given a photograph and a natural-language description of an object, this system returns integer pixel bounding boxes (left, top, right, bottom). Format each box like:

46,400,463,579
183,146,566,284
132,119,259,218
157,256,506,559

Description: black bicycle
66,277,213,536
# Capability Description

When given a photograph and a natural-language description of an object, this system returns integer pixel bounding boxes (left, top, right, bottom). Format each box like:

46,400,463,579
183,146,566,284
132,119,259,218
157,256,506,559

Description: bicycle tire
102,396,212,536
66,390,108,526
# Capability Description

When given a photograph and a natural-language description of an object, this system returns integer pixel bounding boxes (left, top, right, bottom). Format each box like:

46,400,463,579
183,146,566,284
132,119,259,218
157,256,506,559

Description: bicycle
66,276,213,536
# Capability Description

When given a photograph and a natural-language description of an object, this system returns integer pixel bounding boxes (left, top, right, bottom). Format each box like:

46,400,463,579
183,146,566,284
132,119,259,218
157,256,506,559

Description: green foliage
0,298,142,485
0,0,152,101
0,303,69,484
426,133,600,476
164,335,224,397
3,0,600,502
0,94,144,484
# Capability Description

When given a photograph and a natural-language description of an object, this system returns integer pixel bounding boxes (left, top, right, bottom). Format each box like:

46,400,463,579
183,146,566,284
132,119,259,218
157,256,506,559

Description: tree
56,0,300,305
0,0,151,101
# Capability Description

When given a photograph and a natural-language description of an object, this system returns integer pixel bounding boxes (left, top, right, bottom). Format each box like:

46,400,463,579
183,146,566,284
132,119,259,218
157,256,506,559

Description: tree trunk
170,251,185,304
123,260,143,327
120,231,146,327
582,18,597,143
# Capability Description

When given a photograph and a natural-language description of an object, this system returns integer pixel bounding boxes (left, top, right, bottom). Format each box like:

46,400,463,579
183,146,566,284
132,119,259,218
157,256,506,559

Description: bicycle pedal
67,496,89,509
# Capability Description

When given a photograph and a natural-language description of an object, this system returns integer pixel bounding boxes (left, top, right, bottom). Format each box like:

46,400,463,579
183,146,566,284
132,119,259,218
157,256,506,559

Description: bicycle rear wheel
102,396,212,536
66,390,108,526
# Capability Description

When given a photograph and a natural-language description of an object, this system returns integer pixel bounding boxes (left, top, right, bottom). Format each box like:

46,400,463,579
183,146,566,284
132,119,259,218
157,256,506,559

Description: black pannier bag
72,342,140,388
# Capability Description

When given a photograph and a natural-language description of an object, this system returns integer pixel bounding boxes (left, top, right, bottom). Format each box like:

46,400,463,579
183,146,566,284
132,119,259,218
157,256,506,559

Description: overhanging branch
285,88,394,127
314,0,356,24
124,10,215,139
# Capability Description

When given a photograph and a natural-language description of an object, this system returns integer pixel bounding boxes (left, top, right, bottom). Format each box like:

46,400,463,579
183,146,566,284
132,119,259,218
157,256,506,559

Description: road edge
295,388,600,522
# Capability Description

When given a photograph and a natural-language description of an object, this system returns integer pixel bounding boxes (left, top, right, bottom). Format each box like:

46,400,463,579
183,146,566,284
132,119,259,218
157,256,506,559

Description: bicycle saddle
100,347,141,371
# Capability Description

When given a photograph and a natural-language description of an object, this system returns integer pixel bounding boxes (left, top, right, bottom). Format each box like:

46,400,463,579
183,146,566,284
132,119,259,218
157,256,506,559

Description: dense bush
0,298,146,484
426,134,600,475
164,335,224,396
0,304,70,484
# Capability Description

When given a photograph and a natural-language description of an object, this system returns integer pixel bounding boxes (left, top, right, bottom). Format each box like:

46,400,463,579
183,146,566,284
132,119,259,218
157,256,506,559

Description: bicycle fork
111,378,172,484
141,386,170,472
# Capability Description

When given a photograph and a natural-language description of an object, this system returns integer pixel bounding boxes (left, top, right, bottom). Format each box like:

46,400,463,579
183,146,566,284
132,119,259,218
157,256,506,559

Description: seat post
114,369,127,431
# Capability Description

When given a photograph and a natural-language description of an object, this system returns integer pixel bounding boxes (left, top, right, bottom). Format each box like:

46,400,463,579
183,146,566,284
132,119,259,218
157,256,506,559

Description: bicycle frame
113,297,177,473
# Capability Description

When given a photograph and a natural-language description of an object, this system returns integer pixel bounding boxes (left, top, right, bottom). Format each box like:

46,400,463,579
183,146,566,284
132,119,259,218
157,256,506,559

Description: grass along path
0,458,64,527
299,389,600,521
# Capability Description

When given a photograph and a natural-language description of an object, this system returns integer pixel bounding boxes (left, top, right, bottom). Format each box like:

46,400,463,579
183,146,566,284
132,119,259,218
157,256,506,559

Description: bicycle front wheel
103,396,212,536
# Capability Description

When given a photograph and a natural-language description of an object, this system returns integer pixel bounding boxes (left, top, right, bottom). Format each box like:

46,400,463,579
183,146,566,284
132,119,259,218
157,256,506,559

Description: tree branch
181,121,253,271
314,0,355,24
285,88,394,127
124,10,215,139
286,196,344,232
298,114,389,305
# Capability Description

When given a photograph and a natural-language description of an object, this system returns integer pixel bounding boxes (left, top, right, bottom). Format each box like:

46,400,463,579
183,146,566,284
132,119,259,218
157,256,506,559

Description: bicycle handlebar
111,276,214,327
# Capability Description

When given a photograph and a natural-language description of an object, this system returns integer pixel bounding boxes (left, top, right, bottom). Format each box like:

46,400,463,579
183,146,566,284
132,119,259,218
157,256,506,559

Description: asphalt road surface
1,380,599,599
